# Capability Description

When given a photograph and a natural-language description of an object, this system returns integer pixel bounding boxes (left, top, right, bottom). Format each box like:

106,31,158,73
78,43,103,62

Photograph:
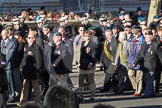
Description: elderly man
127,26,145,96
51,32,71,83
124,25,134,42
1,29,18,102
100,29,118,92
134,31,162,98
17,33,42,106
113,32,130,94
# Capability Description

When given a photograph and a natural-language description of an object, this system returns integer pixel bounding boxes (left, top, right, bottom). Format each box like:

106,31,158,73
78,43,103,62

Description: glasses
125,29,131,31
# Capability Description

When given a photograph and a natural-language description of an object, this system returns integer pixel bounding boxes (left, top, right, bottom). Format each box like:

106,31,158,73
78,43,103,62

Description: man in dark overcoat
134,31,162,97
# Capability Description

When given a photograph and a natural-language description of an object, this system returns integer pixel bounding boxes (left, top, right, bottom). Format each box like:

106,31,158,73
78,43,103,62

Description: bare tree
147,0,161,26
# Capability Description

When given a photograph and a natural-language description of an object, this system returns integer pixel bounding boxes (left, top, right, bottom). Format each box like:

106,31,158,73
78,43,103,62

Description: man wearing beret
133,7,144,25
149,15,159,30
113,13,124,31
134,31,162,97
50,32,70,83
17,33,42,106
124,25,134,42
127,26,145,96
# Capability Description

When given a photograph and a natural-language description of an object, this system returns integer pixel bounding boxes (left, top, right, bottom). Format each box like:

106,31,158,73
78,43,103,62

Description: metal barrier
1,19,101,28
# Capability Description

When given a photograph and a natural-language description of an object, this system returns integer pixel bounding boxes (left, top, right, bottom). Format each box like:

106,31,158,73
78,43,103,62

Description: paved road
7,65,162,108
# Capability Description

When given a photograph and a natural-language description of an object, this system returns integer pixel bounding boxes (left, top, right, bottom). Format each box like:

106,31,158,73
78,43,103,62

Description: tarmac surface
7,64,162,108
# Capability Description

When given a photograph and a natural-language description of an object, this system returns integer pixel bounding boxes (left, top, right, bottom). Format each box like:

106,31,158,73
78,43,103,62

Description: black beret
125,25,132,29
132,25,141,34
53,32,62,37
14,30,22,36
30,27,37,31
145,31,153,35
112,25,120,29
43,24,50,29
132,25,141,30
137,7,142,11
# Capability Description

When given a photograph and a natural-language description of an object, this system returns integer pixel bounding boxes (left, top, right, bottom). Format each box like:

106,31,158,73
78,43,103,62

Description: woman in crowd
78,30,97,102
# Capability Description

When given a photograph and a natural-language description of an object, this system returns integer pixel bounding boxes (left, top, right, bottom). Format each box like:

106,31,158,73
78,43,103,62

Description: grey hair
105,29,113,35
119,32,126,40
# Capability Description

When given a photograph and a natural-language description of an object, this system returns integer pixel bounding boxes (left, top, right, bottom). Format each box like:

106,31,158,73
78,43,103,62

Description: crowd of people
0,6,162,108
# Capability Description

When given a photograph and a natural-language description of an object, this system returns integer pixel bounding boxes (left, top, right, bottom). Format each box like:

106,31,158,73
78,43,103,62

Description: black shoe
78,98,84,103
41,95,44,101
99,88,108,93
100,66,104,71
8,98,15,103
141,95,153,98
114,91,124,95
155,90,159,94
89,98,95,103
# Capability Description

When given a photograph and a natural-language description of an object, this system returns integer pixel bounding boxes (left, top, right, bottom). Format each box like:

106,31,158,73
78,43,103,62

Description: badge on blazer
4,45,7,49
151,51,153,55
148,47,150,52
28,51,32,55
110,46,112,50
55,50,61,54
86,47,91,53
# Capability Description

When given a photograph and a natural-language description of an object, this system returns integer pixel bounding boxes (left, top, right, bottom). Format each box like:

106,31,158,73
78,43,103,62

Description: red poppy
4,45,7,48
134,39,139,44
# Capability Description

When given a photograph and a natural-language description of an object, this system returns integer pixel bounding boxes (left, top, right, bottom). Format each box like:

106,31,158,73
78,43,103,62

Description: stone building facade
0,0,151,14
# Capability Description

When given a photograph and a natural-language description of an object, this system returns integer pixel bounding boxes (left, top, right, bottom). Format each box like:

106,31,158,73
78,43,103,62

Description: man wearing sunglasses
17,33,42,106
124,25,134,42
134,31,162,98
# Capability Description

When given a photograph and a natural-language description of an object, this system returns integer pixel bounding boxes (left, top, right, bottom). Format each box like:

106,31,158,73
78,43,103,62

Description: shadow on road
81,93,162,104
124,105,162,108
